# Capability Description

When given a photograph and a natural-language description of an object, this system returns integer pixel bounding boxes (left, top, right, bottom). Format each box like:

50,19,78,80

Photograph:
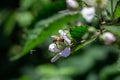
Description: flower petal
59,30,66,38
66,0,79,9
59,30,71,45
102,32,116,45
48,43,60,52
59,47,71,57
51,54,61,63
81,7,95,22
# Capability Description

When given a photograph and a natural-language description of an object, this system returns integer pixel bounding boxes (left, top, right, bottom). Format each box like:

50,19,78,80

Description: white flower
102,32,116,45
51,47,71,62
48,30,71,62
66,0,79,9
48,43,60,53
81,7,95,22
59,30,71,45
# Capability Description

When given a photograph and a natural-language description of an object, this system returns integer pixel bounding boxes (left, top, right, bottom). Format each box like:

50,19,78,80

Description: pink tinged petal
64,37,71,45
59,30,66,38
48,43,60,53
59,30,71,45
103,32,116,45
103,32,116,41
59,47,71,57
51,54,61,63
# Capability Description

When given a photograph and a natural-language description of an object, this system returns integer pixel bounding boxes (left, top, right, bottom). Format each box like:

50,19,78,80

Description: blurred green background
0,0,120,80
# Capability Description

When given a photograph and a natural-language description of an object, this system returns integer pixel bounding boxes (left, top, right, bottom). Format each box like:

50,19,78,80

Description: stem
111,0,113,20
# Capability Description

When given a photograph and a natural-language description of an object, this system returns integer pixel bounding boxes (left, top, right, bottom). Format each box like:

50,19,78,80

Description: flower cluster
48,30,71,62
48,0,116,63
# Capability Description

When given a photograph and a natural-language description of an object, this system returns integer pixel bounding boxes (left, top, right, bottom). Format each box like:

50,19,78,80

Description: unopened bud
66,0,79,10
88,27,96,33
101,32,116,45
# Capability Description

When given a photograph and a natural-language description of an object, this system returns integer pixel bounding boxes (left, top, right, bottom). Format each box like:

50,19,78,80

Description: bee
51,36,64,43
51,36,65,49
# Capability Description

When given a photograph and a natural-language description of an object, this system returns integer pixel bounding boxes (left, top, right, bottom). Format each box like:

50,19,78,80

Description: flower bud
66,0,79,10
101,32,116,45
88,27,96,33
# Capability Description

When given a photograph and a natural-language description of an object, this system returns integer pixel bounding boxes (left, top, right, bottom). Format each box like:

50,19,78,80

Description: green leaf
3,12,16,36
104,25,120,37
10,13,80,60
99,52,120,80
70,26,88,41
31,0,65,20
0,10,10,25
106,0,119,17
114,1,120,19
99,64,119,80
59,45,119,75
86,72,98,80
15,12,34,28
20,0,35,10
99,47,120,80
